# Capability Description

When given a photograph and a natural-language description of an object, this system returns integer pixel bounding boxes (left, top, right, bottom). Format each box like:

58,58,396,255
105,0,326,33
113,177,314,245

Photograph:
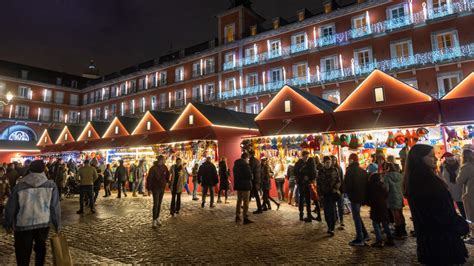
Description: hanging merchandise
385,131,396,148
416,128,429,141
332,134,341,146
349,134,361,150
468,126,474,139
405,130,416,148
394,131,405,145
321,134,332,154
340,134,350,147
445,127,459,143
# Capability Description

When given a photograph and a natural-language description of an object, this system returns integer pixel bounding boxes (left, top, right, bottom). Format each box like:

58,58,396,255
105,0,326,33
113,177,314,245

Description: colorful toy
445,127,459,143
416,128,429,141
340,134,349,147
394,131,405,145
349,134,361,150
385,131,395,148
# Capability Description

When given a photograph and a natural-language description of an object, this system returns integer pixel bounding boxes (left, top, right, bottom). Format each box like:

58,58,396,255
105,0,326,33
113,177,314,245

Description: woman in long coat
169,158,187,216
217,157,230,204
457,149,474,244
404,144,469,264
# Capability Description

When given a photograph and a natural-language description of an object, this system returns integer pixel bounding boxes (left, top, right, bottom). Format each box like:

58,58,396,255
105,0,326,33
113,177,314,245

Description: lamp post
0,91,13,106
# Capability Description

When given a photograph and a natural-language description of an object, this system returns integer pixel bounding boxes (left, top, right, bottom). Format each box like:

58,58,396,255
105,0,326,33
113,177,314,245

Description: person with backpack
146,156,170,228
198,157,218,208
114,160,128,198
317,156,341,236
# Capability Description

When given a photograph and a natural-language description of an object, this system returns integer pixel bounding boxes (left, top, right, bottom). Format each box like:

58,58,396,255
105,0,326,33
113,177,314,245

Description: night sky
0,0,327,77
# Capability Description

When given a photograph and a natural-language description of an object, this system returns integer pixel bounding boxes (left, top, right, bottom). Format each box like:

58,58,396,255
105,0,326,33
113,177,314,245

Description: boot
400,223,408,237
132,192,137,197
288,191,293,205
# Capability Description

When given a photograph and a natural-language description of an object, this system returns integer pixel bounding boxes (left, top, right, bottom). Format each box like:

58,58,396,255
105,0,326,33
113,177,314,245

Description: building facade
1,0,474,142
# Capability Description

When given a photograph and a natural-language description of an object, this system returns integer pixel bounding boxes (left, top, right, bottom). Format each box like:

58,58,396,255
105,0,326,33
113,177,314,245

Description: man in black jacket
294,150,317,222
198,157,218,208
233,152,253,224
249,150,263,214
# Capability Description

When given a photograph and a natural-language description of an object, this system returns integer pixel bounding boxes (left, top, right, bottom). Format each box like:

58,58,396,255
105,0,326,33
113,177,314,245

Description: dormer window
64,133,68,141
284,100,292,113
273,19,280,29
114,126,119,135
224,24,235,43
87,129,92,138
298,11,305,21
374,87,385,103
189,115,194,125
250,25,257,36
146,121,151,131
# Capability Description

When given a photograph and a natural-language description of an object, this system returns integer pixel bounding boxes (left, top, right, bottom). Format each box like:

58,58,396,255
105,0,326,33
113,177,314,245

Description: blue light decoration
290,43,308,54
8,131,30,141
223,61,236,71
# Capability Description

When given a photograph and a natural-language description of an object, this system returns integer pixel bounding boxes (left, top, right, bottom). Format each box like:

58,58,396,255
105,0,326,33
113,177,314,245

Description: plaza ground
1,191,473,265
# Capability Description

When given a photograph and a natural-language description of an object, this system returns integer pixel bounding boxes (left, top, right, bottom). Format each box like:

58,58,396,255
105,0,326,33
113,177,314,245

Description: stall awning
440,72,474,125
255,85,337,135
333,69,439,132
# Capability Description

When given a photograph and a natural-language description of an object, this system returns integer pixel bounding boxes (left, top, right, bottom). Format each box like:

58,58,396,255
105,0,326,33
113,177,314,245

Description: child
367,173,394,247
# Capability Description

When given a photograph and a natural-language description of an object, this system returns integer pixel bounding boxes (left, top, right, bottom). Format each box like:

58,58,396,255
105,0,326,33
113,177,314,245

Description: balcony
350,25,372,39
384,15,412,31
432,46,462,62
428,3,454,20
223,61,236,71
175,99,185,107
192,70,201,78
290,43,308,54
320,69,343,82
243,55,258,66
267,50,282,60
317,34,337,48
204,66,215,75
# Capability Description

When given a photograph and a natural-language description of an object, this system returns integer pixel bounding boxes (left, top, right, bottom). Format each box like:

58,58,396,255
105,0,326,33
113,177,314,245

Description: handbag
50,232,73,266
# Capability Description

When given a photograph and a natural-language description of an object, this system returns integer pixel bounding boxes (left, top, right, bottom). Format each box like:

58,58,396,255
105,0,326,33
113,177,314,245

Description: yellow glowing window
44,137,47,143
146,121,151,131
374,87,385,102
114,126,119,135
354,16,366,29
189,115,194,125
298,12,305,21
437,33,453,49
284,100,292,113
225,24,234,43
87,129,91,138
273,20,279,29
395,42,409,58
64,133,68,141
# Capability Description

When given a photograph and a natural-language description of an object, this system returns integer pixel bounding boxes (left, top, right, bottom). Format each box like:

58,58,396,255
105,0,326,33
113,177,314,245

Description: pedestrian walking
233,152,253,224
317,156,341,236
198,157,218,208
128,161,137,192
405,144,468,265
294,151,317,222
261,158,280,210
93,167,103,203
287,160,296,205
133,159,147,197
456,149,474,244
114,160,128,198
4,160,61,266
6,163,19,190
54,161,67,200
273,157,286,202
217,157,230,204
344,153,370,246
182,162,191,195
191,163,199,201
77,159,98,214
146,156,170,228
384,162,407,239
367,173,395,247
440,152,465,218
170,158,186,216
331,155,345,229
103,164,113,197
249,150,263,214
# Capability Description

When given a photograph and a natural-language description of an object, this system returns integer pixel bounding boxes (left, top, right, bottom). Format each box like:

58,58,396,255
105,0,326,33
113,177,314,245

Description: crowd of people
1,143,473,265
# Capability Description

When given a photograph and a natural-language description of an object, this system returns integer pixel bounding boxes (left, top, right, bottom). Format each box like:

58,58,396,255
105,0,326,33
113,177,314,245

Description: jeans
133,178,144,194
202,186,214,206
192,180,199,199
236,191,250,218
373,220,392,242
322,193,337,231
79,185,94,211
335,194,344,223
251,185,263,211
117,181,127,198
14,227,50,266
93,188,99,203
275,178,285,201
351,203,368,241
170,192,181,214
104,180,112,196
183,183,190,194
298,182,311,217
262,189,279,209
152,188,165,220
57,187,63,199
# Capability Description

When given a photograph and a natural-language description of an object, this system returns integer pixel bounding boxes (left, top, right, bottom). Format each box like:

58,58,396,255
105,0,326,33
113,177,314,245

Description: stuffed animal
405,130,416,147
349,134,361,150
394,131,405,145
445,127,459,143
416,128,429,141
385,131,396,148
332,134,341,146
340,134,349,147
321,134,331,154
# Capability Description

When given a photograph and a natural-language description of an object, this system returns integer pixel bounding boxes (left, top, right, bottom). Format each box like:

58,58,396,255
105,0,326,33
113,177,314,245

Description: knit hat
29,160,46,173
367,163,378,175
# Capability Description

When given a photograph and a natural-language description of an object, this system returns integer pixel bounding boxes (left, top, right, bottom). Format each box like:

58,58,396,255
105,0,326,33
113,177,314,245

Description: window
111,104,117,117
293,62,308,80
432,30,458,50
245,103,260,114
114,126,119,135
224,24,235,43
188,115,194,125
54,91,64,104
159,93,167,110
387,3,406,19
138,78,145,91
175,90,184,107
352,14,367,29
159,71,167,85
146,121,151,131
140,97,146,113
225,78,236,91
121,102,126,116
431,0,447,9
94,108,101,120
175,67,184,82
246,73,258,87
68,111,79,124
71,80,78,88
402,79,419,89
18,86,31,99
121,83,127,95
320,55,338,72
130,100,135,115
21,70,28,80
69,94,78,105
192,86,201,102
192,62,201,77
244,46,258,64
354,47,373,67
43,89,52,102
390,39,413,59
110,86,117,98
80,110,87,123
322,90,341,104
104,106,109,120
151,96,157,111
291,33,307,53
437,73,461,97
53,109,64,122
129,80,136,93
224,52,235,69
284,100,292,113
268,40,281,58
374,87,385,102
204,58,215,74
320,24,335,37
56,77,62,86
270,68,283,82
204,83,215,101
102,87,110,100
82,94,88,105
41,108,51,122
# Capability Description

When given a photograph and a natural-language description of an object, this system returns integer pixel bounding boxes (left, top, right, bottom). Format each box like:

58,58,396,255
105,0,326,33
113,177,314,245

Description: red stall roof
102,116,140,138
255,85,337,135
333,70,439,131
55,125,84,145
37,128,61,147
440,72,474,125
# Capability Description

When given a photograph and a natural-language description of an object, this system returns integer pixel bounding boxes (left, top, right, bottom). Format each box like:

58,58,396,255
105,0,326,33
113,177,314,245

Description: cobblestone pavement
1,191,473,265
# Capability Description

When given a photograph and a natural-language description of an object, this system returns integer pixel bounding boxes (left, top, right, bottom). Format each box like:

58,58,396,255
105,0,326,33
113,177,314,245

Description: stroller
64,175,80,198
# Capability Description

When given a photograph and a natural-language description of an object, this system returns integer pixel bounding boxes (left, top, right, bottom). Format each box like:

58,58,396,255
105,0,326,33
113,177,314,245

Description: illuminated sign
8,131,30,141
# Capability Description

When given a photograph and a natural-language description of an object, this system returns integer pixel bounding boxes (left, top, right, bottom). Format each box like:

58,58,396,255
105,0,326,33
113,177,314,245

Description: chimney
323,0,333,13
296,8,311,22
250,25,257,36
272,17,287,29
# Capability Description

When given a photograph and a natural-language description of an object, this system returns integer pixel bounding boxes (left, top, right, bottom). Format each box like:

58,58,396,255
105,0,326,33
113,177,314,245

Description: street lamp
1,91,13,106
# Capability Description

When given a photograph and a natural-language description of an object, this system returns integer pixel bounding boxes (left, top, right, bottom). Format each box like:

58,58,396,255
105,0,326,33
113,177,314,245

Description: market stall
0,140,40,163
440,72,474,154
